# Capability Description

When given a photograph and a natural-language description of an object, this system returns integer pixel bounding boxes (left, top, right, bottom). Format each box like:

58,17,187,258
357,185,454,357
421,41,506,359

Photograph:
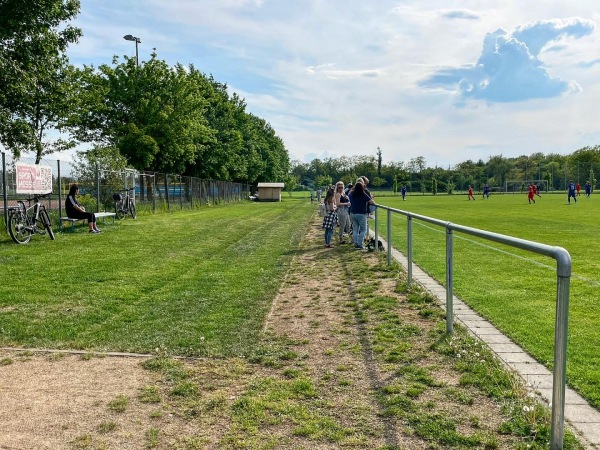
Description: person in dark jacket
349,180,374,250
65,184,101,233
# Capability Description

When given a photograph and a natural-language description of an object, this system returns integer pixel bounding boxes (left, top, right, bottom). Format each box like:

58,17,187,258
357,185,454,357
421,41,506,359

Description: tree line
291,146,600,193
0,0,289,185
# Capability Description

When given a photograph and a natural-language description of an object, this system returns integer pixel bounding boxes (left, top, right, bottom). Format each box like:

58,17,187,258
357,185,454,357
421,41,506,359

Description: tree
0,0,82,162
377,146,382,176
486,155,512,189
67,55,214,173
283,173,299,196
315,175,332,189
371,177,385,188
71,145,127,182
71,144,128,207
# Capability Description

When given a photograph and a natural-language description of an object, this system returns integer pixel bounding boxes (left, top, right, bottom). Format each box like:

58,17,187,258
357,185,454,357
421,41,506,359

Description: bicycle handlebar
26,192,52,202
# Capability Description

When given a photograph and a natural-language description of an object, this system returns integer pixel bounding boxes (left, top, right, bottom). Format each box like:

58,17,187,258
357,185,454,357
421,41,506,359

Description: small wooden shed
256,182,285,202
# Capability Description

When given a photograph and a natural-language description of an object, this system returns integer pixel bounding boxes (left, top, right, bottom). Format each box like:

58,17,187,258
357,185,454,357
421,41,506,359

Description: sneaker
89,229,100,234
368,214,375,219
95,228,102,233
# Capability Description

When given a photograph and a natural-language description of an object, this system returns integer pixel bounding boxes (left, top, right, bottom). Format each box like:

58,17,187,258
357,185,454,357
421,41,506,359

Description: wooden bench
59,212,117,232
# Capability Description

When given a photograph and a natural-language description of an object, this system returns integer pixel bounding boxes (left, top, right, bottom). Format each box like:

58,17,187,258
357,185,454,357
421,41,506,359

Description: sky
64,0,600,169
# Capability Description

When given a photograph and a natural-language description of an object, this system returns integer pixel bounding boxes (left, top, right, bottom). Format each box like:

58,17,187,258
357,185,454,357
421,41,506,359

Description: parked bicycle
7,193,56,244
113,187,137,219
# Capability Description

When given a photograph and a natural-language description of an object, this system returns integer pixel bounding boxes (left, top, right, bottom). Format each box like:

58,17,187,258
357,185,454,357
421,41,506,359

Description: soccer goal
504,180,547,193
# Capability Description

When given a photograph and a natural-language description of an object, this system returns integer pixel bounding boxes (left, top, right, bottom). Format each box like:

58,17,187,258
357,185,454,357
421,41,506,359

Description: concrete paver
382,236,600,449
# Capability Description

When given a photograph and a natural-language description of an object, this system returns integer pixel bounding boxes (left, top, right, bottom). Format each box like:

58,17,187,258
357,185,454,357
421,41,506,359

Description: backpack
318,202,326,217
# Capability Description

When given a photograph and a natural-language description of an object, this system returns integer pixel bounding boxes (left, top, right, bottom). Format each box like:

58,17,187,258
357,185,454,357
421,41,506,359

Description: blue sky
66,0,600,168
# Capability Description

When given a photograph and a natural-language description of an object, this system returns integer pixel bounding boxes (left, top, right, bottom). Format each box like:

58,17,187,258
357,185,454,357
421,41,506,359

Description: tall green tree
67,55,214,173
0,0,81,162
485,155,512,188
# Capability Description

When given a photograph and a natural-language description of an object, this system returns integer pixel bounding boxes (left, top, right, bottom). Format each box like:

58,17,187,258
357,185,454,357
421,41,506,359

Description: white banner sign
15,163,53,194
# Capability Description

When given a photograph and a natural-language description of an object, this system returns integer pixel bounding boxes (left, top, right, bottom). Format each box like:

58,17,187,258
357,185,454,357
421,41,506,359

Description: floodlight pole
123,34,141,66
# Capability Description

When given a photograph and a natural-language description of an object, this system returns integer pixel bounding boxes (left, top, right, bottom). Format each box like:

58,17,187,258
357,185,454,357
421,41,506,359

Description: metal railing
373,205,571,450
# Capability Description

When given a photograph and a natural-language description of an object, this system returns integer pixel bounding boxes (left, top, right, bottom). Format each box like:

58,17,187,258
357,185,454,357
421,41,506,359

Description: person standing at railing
349,180,375,250
334,181,350,244
322,186,337,248
65,184,102,233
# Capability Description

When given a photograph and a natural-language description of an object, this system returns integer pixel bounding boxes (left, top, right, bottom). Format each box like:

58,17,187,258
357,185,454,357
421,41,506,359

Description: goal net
504,180,547,193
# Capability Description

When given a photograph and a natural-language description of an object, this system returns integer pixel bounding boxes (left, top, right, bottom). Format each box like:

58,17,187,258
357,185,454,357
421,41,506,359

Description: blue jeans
350,213,368,247
324,227,334,246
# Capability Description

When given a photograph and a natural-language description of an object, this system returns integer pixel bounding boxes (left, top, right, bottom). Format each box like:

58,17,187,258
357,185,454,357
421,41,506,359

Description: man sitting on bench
66,183,102,234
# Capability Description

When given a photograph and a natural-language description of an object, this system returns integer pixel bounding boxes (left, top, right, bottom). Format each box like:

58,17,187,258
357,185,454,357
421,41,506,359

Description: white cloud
65,1,600,168
420,18,595,103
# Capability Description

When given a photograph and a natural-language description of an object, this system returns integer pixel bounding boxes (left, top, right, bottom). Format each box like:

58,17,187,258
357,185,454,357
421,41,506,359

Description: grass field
2,190,600,414
375,191,600,410
0,199,314,357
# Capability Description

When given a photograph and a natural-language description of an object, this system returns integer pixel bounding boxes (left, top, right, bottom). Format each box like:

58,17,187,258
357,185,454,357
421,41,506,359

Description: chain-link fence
1,152,251,234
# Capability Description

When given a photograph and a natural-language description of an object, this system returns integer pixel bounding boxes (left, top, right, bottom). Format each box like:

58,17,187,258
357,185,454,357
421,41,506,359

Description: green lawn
375,191,600,409
0,198,314,357
3,190,600,413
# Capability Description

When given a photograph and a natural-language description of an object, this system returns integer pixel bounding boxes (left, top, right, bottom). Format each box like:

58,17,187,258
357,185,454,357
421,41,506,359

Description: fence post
2,152,8,229
165,175,170,210
95,164,101,212
152,172,156,212
189,177,193,209
179,175,183,210
407,216,413,286
445,226,454,335
57,160,63,219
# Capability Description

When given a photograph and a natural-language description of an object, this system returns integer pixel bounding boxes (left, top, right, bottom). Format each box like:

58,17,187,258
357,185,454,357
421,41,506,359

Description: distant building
256,182,285,202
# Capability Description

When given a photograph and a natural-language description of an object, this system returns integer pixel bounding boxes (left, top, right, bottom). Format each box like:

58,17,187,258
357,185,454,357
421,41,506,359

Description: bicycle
113,187,137,220
7,193,56,244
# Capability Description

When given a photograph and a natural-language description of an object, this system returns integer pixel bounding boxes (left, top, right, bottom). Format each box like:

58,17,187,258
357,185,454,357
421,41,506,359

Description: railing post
407,216,413,286
374,206,379,245
387,209,392,266
446,226,454,335
551,262,571,449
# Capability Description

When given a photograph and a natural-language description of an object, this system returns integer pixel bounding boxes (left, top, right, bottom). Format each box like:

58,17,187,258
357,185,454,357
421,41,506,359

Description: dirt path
0,218,559,449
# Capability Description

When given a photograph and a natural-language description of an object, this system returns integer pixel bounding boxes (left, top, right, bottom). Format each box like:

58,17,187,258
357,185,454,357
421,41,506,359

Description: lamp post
123,34,141,66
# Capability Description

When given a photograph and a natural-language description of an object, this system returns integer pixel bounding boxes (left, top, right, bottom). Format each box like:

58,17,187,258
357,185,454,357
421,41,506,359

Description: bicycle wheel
8,207,32,244
115,201,125,219
40,208,55,240
129,201,137,219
